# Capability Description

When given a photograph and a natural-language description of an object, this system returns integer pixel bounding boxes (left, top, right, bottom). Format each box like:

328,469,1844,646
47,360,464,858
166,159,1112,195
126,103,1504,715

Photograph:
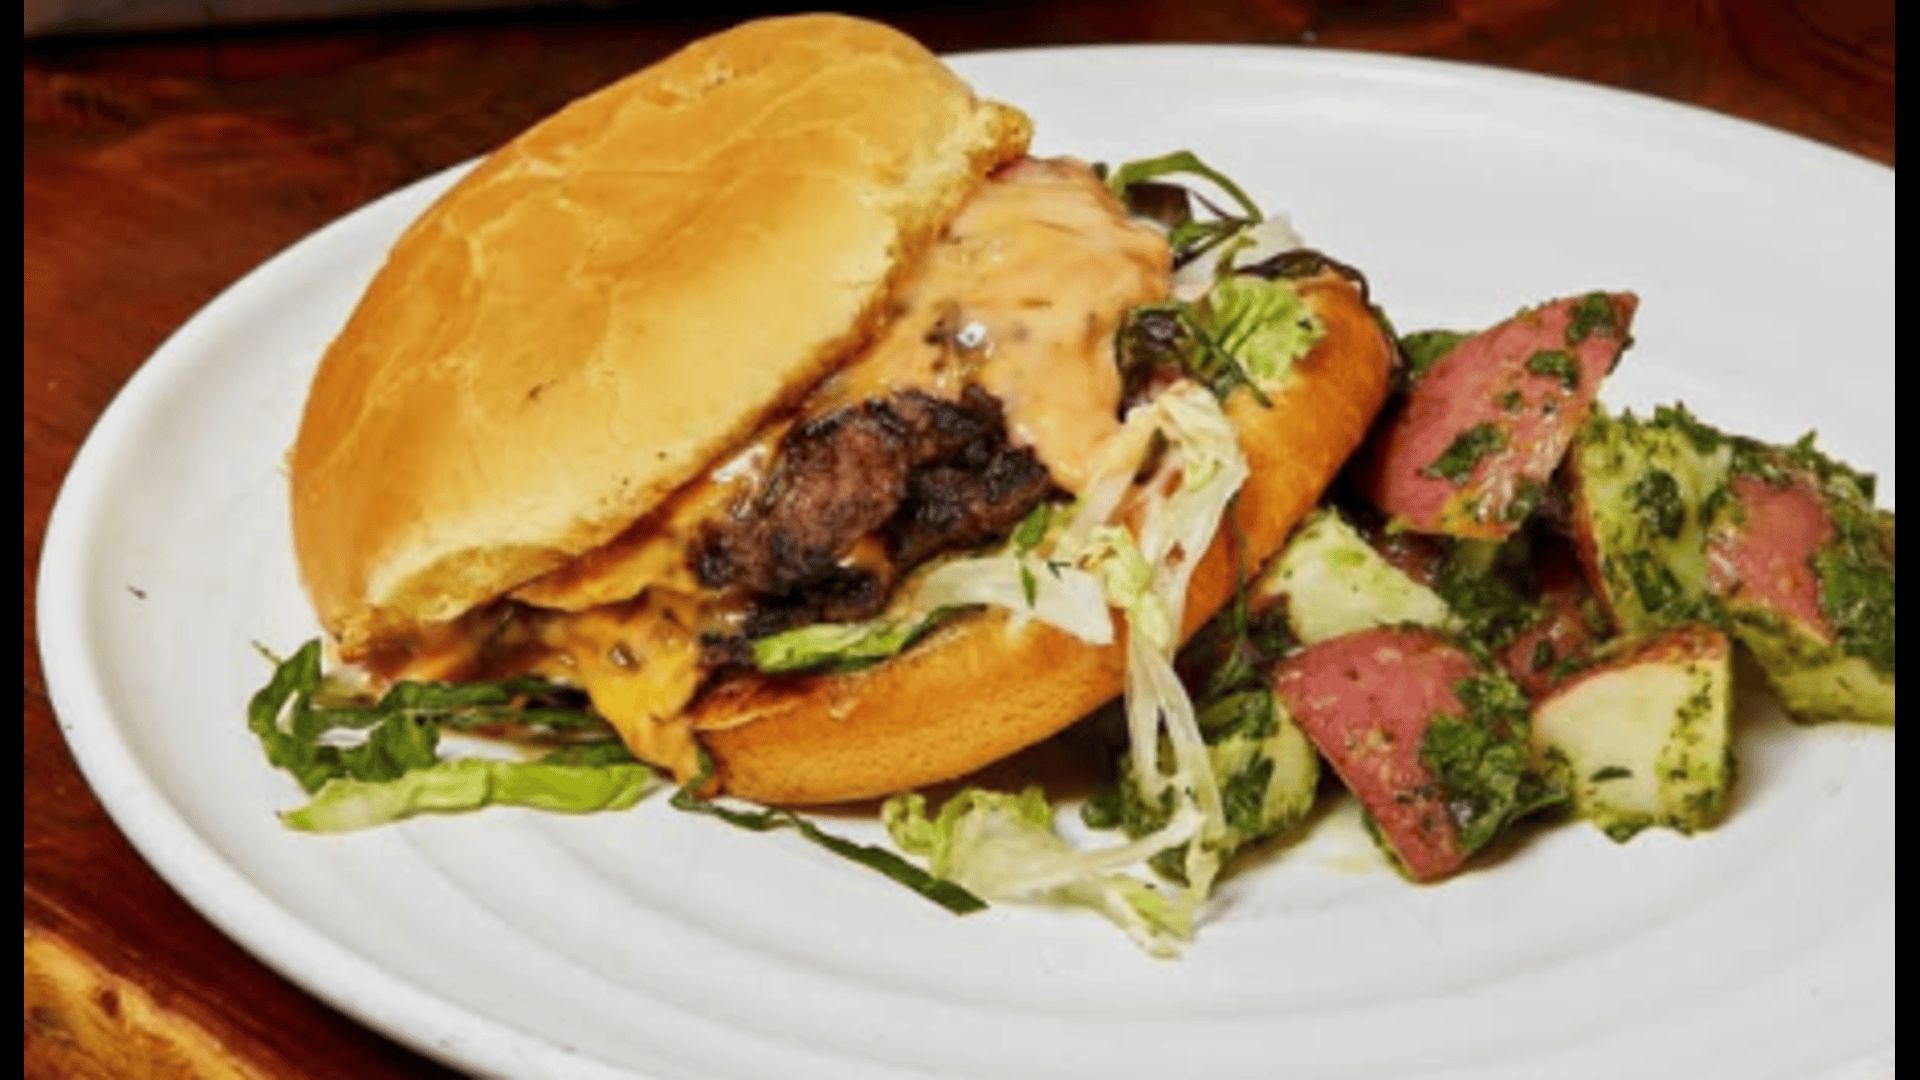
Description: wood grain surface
22,2,1894,1076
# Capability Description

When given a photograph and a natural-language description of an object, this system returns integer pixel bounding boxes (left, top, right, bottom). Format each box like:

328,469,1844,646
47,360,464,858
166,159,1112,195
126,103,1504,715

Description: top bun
290,15,1032,655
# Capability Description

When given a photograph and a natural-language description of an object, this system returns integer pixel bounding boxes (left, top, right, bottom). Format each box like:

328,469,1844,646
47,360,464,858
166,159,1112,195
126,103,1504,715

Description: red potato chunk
1358,292,1638,539
1273,626,1558,882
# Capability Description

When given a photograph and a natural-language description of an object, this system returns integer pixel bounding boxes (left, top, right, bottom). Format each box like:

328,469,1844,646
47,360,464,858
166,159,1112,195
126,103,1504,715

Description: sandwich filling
365,157,1173,778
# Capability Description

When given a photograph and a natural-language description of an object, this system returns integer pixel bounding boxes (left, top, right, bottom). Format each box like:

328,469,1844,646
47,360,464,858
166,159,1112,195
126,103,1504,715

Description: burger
282,13,1393,909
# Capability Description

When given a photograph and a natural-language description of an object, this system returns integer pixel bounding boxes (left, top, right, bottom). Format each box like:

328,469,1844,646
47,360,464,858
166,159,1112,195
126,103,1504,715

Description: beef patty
694,385,1053,642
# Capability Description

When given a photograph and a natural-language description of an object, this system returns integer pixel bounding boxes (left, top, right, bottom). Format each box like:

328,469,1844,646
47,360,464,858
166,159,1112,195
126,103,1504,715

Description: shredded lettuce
884,788,1196,957
912,550,1114,643
282,758,657,833
1075,383,1251,898
249,640,658,830
1200,276,1325,387
670,373,1253,953
752,615,939,674
1116,277,1323,405
877,384,1254,951
750,513,1118,674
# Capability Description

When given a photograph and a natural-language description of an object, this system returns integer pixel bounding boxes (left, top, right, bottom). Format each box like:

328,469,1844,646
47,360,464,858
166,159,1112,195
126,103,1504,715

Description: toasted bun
291,15,1032,655
695,271,1395,804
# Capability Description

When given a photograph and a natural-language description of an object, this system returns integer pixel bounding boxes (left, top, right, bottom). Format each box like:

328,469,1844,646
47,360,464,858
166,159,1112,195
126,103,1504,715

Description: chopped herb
1497,389,1524,413
1629,469,1687,539
1590,765,1633,783
1603,820,1648,842
1179,507,1297,704
1650,402,1727,455
1400,330,1472,380
1420,675,1567,854
1699,481,1733,532
1196,688,1279,742
1524,348,1580,389
1565,293,1618,344
1220,757,1278,838
1579,597,1612,635
1619,551,1683,615
1079,784,1126,830
1782,431,1879,501
1550,650,1597,682
1019,564,1039,608
1423,424,1508,484
1012,503,1052,550
1813,493,1896,674
1505,479,1546,524
1531,639,1556,672
1433,537,1540,651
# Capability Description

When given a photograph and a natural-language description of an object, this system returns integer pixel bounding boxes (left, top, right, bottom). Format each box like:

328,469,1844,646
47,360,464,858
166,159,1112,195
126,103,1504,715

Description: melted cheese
508,432,778,611
374,592,709,781
528,590,706,780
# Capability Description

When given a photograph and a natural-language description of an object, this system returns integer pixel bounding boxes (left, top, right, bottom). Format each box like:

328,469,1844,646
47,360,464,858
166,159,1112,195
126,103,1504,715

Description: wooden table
23,2,1893,1075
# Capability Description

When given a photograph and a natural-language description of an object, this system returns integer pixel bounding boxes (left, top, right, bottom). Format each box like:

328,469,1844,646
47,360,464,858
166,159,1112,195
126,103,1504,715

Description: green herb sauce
1524,348,1580,389
1814,499,1896,674
1400,329,1471,380
1565,292,1618,344
1629,469,1687,539
1618,551,1684,616
1531,639,1557,672
1419,675,1567,855
1423,423,1508,484
1434,537,1541,651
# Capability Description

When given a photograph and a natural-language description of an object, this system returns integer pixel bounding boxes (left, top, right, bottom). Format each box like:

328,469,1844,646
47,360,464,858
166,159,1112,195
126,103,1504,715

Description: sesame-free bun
695,270,1395,804
290,15,1032,655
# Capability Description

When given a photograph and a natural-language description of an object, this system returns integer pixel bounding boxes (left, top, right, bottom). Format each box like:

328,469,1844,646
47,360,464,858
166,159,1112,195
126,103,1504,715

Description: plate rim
33,41,1894,1080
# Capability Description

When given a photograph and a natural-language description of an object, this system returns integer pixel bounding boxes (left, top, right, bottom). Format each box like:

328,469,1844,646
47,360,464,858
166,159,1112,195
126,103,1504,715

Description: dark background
23,2,1893,1075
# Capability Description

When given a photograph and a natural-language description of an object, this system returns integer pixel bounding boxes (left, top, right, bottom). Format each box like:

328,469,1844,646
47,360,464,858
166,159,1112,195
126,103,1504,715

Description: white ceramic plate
38,46,1895,1080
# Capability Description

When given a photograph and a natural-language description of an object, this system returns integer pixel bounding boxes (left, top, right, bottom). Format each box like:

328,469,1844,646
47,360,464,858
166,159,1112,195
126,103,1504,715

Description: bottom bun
691,271,1394,805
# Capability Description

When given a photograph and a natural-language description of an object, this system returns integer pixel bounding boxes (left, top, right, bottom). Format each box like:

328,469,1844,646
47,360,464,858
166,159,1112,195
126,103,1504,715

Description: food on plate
1703,436,1895,725
262,13,1397,947
1530,625,1733,841
1253,507,1457,644
244,12,1893,956
287,13,1391,809
1566,405,1893,724
1489,539,1608,699
1271,626,1563,881
1356,292,1638,538
1566,404,1732,632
